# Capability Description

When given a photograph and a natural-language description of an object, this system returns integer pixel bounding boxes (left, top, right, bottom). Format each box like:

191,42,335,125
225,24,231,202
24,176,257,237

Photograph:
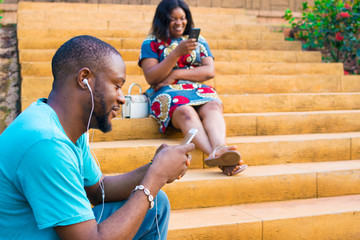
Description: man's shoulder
0,99,71,161
3,101,57,138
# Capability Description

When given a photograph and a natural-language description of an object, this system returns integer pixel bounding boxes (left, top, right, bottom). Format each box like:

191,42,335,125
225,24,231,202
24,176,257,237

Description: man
0,35,194,239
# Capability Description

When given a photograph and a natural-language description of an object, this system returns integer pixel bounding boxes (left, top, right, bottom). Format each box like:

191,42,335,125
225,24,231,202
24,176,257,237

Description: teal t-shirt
0,99,101,239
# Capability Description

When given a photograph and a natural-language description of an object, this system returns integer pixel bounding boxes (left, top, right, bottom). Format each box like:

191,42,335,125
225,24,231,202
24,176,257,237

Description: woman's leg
197,101,245,176
171,105,213,155
196,101,226,150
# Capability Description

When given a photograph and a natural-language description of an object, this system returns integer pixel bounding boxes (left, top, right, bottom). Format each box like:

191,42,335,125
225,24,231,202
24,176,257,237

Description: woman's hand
152,71,178,91
173,39,197,57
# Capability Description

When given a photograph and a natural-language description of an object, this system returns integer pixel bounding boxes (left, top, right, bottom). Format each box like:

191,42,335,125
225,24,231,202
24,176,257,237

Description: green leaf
284,8,293,21
302,2,308,11
357,49,360,57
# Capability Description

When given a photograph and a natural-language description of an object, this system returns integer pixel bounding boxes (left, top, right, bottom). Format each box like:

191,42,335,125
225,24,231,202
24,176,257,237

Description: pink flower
335,32,344,41
344,3,351,9
344,71,349,75
338,12,350,18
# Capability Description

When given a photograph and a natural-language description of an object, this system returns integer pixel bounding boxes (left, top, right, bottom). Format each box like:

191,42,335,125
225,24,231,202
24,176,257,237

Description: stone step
20,61,341,78
19,49,320,63
168,194,360,239
343,75,360,92
90,132,360,173
18,9,257,25
84,110,360,142
215,74,344,94
216,75,360,94
17,28,279,41
220,92,360,113
158,160,360,210
18,2,246,15
21,86,360,112
23,73,351,106
18,37,299,51
18,18,270,33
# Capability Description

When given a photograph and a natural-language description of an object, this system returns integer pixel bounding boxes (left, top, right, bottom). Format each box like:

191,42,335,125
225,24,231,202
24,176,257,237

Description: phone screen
189,28,201,42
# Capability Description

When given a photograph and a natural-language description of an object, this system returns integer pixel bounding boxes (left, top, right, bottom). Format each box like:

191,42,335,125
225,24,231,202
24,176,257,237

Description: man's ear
77,67,92,90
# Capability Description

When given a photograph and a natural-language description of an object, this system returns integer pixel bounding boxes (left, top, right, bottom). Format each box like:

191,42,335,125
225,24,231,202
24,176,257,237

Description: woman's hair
150,0,194,41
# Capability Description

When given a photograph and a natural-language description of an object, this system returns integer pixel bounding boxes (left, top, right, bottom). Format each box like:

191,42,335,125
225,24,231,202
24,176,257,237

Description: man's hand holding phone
180,128,198,145
149,129,197,183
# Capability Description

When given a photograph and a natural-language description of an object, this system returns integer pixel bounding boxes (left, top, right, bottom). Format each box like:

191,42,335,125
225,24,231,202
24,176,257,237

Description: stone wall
0,24,20,133
3,0,311,12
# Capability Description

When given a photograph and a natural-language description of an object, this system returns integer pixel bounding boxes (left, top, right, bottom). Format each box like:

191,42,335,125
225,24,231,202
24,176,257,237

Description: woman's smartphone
180,128,198,145
189,28,201,42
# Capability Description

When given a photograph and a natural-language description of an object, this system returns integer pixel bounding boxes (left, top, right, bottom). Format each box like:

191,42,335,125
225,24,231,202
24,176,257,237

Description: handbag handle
128,83,143,95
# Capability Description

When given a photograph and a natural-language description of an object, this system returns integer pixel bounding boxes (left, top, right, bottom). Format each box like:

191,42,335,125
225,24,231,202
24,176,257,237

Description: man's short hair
51,35,121,88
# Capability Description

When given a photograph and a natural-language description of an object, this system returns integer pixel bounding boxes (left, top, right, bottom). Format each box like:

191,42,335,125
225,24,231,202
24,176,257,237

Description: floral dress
139,34,222,133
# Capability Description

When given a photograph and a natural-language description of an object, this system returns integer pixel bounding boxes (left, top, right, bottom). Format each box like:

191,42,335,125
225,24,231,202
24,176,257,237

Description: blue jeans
92,190,170,240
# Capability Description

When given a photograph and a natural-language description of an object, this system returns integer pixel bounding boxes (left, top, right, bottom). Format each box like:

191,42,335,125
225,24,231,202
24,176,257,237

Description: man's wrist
131,185,154,209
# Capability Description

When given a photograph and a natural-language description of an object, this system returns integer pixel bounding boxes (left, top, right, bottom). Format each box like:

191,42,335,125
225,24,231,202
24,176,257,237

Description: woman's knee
198,101,223,116
172,105,199,124
206,101,223,111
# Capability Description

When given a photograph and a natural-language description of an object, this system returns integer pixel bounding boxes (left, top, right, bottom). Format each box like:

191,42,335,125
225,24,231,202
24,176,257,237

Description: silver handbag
122,83,149,118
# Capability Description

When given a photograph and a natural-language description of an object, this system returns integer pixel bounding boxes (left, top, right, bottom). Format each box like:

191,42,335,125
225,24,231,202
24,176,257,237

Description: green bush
0,0,3,28
284,0,360,74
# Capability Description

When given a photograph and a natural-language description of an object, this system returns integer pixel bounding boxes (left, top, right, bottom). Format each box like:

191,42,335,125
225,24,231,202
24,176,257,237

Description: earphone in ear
84,78,94,131
83,78,92,91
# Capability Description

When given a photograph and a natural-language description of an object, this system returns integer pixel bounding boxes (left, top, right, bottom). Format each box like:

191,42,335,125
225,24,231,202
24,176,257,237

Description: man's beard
94,91,112,133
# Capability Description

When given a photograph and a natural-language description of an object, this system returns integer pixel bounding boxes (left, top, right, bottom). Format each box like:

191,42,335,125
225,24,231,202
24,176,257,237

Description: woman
138,0,247,176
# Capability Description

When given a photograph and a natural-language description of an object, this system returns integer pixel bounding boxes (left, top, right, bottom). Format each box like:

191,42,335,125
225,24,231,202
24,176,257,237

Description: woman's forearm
170,57,215,82
171,64,215,82
141,50,181,85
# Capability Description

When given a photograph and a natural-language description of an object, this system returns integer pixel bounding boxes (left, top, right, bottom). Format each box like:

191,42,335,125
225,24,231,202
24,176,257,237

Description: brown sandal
204,145,241,167
220,163,248,176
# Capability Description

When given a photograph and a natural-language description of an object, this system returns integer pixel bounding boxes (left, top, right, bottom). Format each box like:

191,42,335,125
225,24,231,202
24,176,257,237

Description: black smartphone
189,28,201,42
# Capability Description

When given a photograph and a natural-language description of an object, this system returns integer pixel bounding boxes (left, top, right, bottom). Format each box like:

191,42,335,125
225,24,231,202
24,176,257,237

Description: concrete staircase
17,2,360,239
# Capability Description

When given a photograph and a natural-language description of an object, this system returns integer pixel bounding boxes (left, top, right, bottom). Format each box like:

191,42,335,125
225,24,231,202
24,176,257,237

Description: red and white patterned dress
139,35,221,133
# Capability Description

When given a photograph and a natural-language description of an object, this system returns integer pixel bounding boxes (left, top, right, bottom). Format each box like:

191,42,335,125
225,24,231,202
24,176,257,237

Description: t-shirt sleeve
198,36,214,59
138,38,160,66
16,139,95,229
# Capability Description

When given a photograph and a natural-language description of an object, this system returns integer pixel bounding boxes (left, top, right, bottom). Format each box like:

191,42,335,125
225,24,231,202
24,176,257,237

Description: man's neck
47,91,87,143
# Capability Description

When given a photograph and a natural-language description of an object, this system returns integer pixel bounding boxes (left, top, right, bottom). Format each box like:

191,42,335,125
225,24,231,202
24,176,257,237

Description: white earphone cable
85,80,159,236
84,80,105,224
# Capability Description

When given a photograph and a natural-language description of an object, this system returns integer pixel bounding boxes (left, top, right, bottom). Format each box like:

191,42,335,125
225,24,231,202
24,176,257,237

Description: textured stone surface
0,25,20,133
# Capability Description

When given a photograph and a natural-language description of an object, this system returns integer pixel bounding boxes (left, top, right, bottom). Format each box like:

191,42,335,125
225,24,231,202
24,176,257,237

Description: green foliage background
284,0,360,74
